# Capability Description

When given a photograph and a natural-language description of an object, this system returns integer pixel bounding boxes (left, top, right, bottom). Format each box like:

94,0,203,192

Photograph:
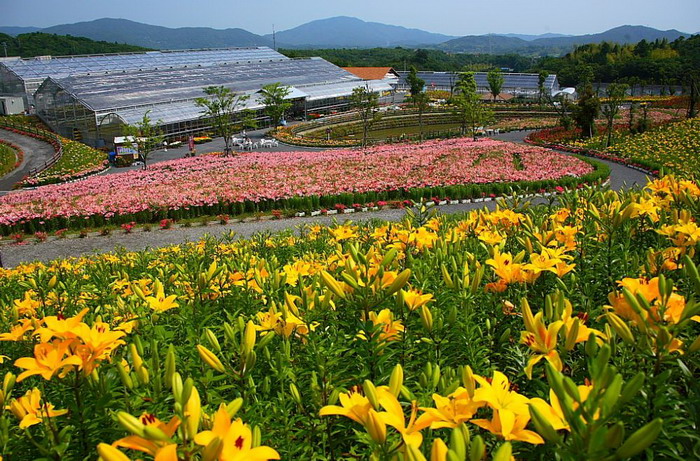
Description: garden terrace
0,138,604,234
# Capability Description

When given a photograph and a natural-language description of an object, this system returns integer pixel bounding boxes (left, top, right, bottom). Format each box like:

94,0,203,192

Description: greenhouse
396,71,559,96
33,55,392,146
0,47,289,108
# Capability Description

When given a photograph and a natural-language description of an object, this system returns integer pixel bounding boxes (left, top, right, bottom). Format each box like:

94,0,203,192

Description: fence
0,118,63,177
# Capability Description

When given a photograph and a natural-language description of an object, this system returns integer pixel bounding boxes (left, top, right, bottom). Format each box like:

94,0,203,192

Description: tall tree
452,72,494,140
600,83,628,147
350,85,382,147
259,83,292,127
195,86,250,157
487,68,504,102
406,67,430,141
572,83,600,138
538,70,550,104
123,111,164,170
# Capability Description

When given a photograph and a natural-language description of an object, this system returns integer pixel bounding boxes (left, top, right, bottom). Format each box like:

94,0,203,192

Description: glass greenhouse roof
1,47,288,81
397,71,559,90
49,57,358,111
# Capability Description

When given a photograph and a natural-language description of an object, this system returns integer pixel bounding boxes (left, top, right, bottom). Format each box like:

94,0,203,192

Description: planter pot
450,200,459,205
311,211,321,216
370,206,379,211
439,201,448,205
361,207,368,212
295,212,306,217
425,201,435,206
327,210,338,215
343,209,354,214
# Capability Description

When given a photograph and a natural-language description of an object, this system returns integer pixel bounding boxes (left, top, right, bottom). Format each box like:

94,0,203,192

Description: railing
0,118,64,177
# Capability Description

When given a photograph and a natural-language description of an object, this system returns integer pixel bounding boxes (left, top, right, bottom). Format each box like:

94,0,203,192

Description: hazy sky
1,0,698,36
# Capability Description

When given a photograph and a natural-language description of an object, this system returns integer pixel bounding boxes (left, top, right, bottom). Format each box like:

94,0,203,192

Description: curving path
0,128,57,192
0,130,650,268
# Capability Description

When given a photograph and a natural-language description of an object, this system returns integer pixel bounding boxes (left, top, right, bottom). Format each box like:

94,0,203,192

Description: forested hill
0,32,151,58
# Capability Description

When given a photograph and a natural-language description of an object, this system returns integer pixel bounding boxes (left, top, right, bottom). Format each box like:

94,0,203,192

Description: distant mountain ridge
439,25,690,54
264,16,455,48
0,19,694,56
40,18,272,50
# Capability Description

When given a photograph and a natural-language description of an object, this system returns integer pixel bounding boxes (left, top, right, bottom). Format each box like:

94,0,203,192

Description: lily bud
363,379,380,410
201,436,223,461
389,364,404,397
320,271,346,299
420,305,434,332
97,443,130,461
615,418,663,459
204,329,221,353
606,313,635,344
197,345,226,373
386,269,411,295
226,398,244,418
242,320,257,355
184,386,201,439
461,366,476,398
469,435,485,461
117,412,146,437
365,409,387,444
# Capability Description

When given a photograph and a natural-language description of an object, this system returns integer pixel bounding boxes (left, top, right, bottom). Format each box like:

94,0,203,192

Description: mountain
41,18,272,49
267,16,455,48
439,25,690,54
500,33,571,41
0,26,41,36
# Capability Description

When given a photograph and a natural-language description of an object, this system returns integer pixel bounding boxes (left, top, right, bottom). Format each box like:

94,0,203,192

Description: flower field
0,175,699,460
604,118,700,176
20,137,108,187
0,139,601,234
0,140,22,178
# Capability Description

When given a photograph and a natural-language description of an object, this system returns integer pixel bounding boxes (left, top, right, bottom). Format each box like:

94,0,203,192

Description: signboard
116,145,138,156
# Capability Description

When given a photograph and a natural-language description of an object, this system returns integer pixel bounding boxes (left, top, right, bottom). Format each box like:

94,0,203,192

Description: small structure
0,96,25,115
341,67,400,85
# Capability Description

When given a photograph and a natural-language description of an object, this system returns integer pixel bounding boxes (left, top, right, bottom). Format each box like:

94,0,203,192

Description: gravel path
0,130,650,268
0,128,57,192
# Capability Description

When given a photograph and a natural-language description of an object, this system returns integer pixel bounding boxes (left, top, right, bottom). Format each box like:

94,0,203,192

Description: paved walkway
0,130,650,268
102,126,324,175
0,128,57,192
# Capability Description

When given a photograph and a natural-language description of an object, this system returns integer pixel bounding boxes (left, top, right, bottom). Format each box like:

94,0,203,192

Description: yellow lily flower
145,282,179,313
473,371,530,417
377,388,423,448
113,413,180,460
34,308,89,342
414,387,484,430
368,309,404,342
319,388,372,424
520,302,564,379
194,405,280,460
8,388,67,429
14,340,82,382
472,409,544,445
401,288,434,311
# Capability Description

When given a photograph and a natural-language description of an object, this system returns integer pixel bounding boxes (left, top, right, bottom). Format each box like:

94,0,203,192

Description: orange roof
341,67,397,80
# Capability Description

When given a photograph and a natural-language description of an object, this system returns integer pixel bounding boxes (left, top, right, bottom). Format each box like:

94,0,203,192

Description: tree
406,67,430,141
259,83,292,128
350,85,382,147
600,83,628,147
451,72,494,140
487,68,504,102
123,111,164,170
195,86,250,157
572,83,600,138
538,70,550,104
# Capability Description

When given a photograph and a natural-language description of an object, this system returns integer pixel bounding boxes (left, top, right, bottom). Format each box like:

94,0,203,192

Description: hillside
265,16,454,48
439,25,689,54
41,18,272,49
0,32,151,58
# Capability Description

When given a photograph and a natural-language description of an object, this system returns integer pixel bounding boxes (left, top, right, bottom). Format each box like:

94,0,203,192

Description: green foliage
349,85,382,147
123,111,165,170
0,32,151,58
195,86,250,156
259,83,292,127
487,68,505,101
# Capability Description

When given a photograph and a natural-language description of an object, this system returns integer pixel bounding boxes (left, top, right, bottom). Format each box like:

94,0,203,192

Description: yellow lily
376,387,423,448
113,413,180,460
14,340,82,382
414,387,484,430
8,388,67,429
520,302,564,379
319,388,372,424
472,409,544,445
194,405,280,460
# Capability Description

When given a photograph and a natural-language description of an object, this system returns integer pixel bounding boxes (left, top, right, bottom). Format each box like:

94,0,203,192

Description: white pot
311,211,321,216
343,209,354,213
327,210,338,215
295,212,306,217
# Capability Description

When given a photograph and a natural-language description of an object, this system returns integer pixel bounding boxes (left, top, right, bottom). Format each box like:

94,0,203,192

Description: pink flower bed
0,138,592,227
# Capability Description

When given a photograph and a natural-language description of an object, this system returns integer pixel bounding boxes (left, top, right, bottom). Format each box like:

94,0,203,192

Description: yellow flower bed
0,176,699,459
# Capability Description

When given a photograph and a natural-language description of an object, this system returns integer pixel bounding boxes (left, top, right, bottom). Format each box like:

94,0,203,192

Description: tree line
0,32,151,58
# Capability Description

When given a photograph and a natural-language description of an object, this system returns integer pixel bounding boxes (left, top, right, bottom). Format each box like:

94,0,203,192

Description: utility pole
272,24,276,51
2,42,7,58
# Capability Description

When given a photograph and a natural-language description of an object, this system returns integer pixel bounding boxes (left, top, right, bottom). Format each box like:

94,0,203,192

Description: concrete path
0,130,650,268
0,128,57,192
